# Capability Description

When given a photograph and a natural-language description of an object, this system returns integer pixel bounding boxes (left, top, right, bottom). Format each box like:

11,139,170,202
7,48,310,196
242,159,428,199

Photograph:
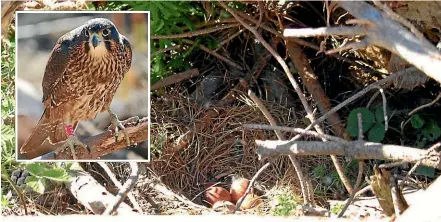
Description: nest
149,87,311,206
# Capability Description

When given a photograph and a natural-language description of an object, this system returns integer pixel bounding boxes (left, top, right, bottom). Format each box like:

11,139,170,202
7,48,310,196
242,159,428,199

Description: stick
103,162,139,215
408,92,441,116
182,39,244,70
284,26,367,38
255,140,441,169
98,163,143,213
246,90,312,204
243,124,347,143
233,162,271,213
151,23,240,39
151,69,200,91
400,142,441,189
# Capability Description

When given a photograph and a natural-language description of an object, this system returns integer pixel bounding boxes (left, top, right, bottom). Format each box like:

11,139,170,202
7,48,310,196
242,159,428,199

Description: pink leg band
65,125,74,136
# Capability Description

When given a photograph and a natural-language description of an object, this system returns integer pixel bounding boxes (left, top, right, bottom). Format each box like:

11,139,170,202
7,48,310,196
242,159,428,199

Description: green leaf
25,163,48,177
422,122,441,141
346,108,376,137
410,114,425,129
374,106,386,123
41,168,72,182
415,165,436,178
25,176,46,194
368,123,386,142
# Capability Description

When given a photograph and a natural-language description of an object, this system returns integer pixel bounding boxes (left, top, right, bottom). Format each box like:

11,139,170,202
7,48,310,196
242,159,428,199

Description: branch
182,39,244,70
284,26,367,37
151,69,200,91
40,117,148,160
255,140,441,169
104,162,139,215
151,23,240,39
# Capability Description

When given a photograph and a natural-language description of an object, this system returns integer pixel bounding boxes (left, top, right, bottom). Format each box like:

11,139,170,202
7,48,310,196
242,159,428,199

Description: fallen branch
255,140,441,169
151,69,200,91
65,163,138,215
104,162,139,215
40,117,148,160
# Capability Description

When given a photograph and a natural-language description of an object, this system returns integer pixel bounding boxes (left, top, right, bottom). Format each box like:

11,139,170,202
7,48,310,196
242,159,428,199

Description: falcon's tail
19,111,52,154
20,110,79,154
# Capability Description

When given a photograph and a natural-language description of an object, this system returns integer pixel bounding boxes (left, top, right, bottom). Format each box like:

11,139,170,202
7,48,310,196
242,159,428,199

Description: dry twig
151,23,240,39
98,163,143,213
104,162,140,215
151,69,200,91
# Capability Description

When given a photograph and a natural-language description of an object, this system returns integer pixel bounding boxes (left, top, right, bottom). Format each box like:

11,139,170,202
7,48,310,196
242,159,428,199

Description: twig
243,124,347,143
151,45,182,57
408,92,441,116
283,26,367,38
216,28,244,50
151,69,200,91
246,90,312,205
325,39,370,55
149,182,208,209
233,161,271,213
182,39,244,70
98,163,143,213
151,23,240,39
337,114,365,218
400,142,441,189
338,161,364,218
220,0,353,196
40,117,148,160
104,162,139,215
255,140,441,169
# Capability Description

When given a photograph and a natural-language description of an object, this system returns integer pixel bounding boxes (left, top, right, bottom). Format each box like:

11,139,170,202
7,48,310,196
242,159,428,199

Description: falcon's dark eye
84,29,89,37
102,29,111,37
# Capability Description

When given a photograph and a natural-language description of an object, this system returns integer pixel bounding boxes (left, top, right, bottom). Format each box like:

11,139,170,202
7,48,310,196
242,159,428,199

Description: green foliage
98,1,206,85
271,194,299,216
346,106,386,142
407,114,440,178
24,163,72,194
330,203,345,215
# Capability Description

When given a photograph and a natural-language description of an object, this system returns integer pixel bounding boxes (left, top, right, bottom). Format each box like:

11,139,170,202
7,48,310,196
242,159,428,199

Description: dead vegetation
2,1,441,221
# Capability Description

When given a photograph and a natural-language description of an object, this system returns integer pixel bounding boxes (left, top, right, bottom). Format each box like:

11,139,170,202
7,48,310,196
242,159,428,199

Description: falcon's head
83,18,121,58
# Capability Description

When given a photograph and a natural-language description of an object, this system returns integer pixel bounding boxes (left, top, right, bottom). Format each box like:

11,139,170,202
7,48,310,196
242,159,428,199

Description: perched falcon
20,18,133,159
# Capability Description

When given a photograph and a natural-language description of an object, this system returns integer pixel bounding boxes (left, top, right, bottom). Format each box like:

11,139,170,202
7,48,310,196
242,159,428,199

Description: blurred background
16,12,150,160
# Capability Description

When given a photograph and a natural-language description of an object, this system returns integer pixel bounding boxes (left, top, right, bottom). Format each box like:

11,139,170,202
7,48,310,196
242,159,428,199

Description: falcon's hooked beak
91,33,102,49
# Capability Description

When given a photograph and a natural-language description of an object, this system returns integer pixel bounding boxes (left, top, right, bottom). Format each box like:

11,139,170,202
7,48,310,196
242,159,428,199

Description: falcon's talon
108,110,131,146
54,136,90,160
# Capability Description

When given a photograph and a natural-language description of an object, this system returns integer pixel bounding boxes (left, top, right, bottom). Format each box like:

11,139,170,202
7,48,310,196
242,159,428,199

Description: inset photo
16,11,150,161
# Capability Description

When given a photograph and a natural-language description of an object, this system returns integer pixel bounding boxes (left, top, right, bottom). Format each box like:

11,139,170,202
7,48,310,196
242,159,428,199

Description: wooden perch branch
255,140,441,169
41,117,148,160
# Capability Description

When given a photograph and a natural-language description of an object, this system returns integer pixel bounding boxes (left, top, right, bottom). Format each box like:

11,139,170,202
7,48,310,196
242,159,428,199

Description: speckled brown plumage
20,18,132,155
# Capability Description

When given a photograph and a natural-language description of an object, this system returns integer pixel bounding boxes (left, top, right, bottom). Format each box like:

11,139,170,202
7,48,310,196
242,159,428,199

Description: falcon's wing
41,32,73,106
121,35,132,73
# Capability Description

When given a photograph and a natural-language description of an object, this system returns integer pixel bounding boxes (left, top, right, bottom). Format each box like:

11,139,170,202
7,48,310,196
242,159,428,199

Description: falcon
20,18,133,159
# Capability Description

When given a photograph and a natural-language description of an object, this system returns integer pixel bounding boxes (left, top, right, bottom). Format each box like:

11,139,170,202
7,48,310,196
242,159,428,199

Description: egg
204,186,232,205
230,178,251,203
237,194,262,210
